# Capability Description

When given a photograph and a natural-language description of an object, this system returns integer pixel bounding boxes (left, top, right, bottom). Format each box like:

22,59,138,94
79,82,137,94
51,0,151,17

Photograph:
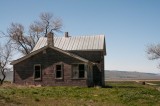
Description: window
55,65,63,79
79,64,85,78
72,64,85,78
34,65,41,80
72,64,79,78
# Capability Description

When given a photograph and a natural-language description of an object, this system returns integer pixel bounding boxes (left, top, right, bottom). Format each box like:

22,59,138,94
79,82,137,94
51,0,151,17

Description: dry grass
0,81,160,106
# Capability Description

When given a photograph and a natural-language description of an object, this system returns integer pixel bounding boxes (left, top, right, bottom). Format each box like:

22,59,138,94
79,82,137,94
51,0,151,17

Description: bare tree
30,12,62,37
147,44,160,68
7,23,33,55
0,44,12,85
4,12,62,55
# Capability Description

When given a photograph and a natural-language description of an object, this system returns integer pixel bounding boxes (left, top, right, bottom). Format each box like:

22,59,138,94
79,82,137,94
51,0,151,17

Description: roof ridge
40,34,104,38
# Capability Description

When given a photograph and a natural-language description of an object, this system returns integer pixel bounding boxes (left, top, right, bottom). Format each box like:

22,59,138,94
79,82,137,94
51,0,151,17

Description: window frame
72,63,86,79
72,64,79,79
34,64,42,81
55,64,63,79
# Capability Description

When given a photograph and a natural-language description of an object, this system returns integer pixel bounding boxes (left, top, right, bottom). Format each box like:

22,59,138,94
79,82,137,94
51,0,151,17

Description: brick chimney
65,32,69,37
47,32,54,46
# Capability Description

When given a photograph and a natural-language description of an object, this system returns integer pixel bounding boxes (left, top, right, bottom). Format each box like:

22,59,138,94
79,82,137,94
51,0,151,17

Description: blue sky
0,0,160,73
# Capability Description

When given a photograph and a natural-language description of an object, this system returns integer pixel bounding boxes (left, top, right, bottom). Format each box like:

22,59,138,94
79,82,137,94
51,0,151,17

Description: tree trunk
0,70,6,85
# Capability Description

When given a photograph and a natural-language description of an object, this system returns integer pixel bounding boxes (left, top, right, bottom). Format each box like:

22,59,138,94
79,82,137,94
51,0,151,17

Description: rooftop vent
65,32,69,37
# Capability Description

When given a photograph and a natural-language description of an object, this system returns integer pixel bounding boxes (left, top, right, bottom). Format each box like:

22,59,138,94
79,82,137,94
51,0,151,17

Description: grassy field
0,82,160,106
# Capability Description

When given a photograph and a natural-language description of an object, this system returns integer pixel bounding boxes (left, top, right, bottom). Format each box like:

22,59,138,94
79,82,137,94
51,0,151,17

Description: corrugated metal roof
32,35,105,52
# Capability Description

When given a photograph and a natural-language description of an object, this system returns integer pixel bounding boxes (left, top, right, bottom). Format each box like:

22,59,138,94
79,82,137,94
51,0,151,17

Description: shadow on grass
103,81,145,89
103,85,141,89
102,85,113,88
113,86,138,89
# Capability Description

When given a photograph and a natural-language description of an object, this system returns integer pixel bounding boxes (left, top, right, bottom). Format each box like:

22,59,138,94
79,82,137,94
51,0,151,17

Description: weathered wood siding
69,51,105,86
69,51,102,62
13,48,105,87
14,48,88,86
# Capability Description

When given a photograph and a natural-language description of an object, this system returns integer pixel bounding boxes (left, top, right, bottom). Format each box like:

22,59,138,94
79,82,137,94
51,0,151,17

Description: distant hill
105,70,160,81
1,70,160,82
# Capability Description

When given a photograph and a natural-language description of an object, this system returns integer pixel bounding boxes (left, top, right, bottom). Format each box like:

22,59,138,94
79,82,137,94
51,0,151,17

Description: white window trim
72,63,87,79
34,64,41,80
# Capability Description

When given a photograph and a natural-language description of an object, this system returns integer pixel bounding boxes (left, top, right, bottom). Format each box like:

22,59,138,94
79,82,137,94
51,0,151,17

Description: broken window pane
56,70,62,78
55,65,62,78
35,70,40,79
34,65,41,80
56,65,61,70
79,64,85,78
72,64,85,78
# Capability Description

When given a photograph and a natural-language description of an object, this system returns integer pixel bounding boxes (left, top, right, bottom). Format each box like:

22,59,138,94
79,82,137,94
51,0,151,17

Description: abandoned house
11,32,106,87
